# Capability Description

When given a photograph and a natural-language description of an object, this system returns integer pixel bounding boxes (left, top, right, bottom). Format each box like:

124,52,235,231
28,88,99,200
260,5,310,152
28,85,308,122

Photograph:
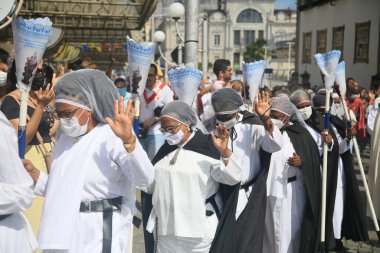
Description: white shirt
0,111,37,252
140,82,174,135
147,133,242,238
36,123,154,252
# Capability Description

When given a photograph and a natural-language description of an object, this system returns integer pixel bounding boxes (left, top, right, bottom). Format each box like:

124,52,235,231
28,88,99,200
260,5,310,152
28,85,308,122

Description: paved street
132,145,380,252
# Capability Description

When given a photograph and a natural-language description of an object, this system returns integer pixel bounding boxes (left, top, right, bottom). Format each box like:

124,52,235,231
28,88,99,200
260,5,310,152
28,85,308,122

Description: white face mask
271,118,285,130
298,106,312,120
0,71,7,86
163,129,185,145
59,110,89,137
216,117,238,129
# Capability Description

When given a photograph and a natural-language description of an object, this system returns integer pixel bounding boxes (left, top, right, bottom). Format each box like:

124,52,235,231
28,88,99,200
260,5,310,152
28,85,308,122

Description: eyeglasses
159,122,182,133
56,108,81,119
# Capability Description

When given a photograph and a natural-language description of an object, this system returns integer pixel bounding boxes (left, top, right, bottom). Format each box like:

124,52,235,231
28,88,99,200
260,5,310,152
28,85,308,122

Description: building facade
296,0,380,88
149,0,296,79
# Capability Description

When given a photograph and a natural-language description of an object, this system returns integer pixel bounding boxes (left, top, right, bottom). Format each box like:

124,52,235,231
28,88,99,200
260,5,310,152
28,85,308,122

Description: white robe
0,111,37,252
146,132,242,253
368,108,380,217
230,116,283,219
263,131,306,253
35,123,154,252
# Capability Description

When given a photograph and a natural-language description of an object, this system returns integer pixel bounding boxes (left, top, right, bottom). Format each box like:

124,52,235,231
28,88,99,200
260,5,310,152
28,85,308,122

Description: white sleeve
0,182,34,215
367,108,378,135
108,132,155,188
210,155,242,185
331,125,349,154
34,172,48,196
163,86,174,104
253,125,283,153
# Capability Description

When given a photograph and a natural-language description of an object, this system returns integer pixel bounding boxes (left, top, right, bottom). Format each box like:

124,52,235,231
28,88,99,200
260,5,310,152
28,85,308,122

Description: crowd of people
0,46,380,253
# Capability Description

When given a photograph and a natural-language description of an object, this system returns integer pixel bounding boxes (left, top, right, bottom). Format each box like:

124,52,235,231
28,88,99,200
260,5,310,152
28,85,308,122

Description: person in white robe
144,101,242,253
0,111,38,253
263,96,320,253
28,69,154,253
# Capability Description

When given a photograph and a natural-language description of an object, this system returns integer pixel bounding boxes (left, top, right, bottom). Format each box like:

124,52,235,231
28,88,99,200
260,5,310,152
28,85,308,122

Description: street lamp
154,30,178,83
169,2,185,21
287,42,294,81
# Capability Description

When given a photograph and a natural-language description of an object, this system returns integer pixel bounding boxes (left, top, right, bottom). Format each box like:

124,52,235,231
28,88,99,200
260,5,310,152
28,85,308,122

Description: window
354,21,370,63
332,26,344,58
258,30,264,40
302,32,312,63
234,53,240,65
234,30,241,45
237,9,263,23
244,30,255,45
214,34,221,46
316,29,327,54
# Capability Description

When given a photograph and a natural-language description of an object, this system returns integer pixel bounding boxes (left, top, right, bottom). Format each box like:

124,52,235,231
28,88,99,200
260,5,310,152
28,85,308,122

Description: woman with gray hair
26,69,154,252
143,100,242,253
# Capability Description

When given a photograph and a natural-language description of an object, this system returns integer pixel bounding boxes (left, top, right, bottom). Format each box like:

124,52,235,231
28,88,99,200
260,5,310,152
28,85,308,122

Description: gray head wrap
211,88,243,115
161,100,208,133
271,96,306,127
54,69,120,123
312,94,330,109
290,89,311,107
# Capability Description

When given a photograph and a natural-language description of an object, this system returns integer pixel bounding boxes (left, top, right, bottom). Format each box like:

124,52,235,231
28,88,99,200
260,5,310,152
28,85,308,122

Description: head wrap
211,88,243,115
290,89,311,107
271,96,306,127
312,93,330,109
55,69,119,123
161,101,207,133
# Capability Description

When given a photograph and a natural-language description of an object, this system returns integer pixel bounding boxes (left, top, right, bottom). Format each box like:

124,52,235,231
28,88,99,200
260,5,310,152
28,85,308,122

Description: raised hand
211,124,231,158
321,131,333,146
288,152,302,168
254,91,271,117
105,98,136,145
36,83,55,108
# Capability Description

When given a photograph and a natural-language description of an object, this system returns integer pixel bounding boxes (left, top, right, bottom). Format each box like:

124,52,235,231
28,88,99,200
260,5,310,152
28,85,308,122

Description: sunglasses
159,122,182,133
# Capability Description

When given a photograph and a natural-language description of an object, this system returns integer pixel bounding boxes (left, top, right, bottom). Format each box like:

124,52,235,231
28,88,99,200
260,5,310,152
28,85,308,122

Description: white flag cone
243,60,266,102
12,15,52,92
324,50,341,91
126,36,155,96
335,61,346,98
168,66,202,106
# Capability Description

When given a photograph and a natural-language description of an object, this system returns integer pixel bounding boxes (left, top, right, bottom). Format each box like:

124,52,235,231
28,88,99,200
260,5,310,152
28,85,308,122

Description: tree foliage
243,39,269,62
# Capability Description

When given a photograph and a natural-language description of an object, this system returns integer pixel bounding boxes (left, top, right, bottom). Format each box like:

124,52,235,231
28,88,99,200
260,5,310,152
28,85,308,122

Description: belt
287,175,297,183
206,194,221,219
0,214,12,221
79,196,122,253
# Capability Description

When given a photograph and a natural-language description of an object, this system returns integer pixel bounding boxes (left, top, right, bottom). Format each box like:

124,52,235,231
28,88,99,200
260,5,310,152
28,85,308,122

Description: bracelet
123,136,136,149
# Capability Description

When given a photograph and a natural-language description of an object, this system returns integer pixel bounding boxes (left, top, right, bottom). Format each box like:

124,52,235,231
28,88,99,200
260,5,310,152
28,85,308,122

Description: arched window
237,9,263,23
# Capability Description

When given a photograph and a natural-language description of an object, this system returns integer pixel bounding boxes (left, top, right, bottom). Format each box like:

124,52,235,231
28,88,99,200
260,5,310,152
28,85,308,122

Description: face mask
163,129,185,145
118,87,127,97
59,111,89,137
216,117,238,129
31,72,46,91
0,71,7,86
271,118,284,130
299,106,312,120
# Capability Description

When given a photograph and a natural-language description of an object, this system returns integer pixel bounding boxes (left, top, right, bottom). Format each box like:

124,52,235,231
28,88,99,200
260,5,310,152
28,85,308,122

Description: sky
274,0,297,10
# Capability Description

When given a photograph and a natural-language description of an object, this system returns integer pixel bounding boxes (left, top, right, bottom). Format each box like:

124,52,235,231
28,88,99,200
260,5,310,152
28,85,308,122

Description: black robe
285,123,322,253
210,111,272,253
329,115,369,242
305,110,340,250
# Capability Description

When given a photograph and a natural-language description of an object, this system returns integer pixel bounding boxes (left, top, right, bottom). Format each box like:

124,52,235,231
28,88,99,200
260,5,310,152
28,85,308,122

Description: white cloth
229,117,283,219
331,124,348,239
368,109,380,217
263,131,306,253
0,111,37,252
140,82,173,135
367,97,380,135
146,133,242,252
37,123,154,252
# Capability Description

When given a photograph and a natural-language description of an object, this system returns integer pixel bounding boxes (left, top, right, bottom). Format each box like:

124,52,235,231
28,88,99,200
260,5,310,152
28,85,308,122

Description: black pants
141,191,154,253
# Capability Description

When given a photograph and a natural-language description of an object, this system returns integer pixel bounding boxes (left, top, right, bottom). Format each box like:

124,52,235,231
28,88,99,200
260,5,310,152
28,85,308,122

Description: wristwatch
123,136,136,149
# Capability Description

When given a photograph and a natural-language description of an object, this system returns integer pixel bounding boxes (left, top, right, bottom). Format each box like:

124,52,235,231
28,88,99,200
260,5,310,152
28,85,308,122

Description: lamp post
287,42,294,81
154,30,178,82
169,2,185,66
184,0,199,68
202,14,208,78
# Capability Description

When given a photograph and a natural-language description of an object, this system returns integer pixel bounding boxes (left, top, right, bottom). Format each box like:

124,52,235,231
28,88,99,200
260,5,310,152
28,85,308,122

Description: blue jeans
139,134,165,161
139,134,165,253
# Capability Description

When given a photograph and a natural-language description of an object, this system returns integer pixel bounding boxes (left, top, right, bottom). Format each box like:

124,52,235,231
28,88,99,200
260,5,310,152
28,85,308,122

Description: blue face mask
118,87,127,97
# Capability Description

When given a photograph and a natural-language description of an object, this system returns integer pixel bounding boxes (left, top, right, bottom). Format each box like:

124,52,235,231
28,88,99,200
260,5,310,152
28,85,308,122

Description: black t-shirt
1,96,53,145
